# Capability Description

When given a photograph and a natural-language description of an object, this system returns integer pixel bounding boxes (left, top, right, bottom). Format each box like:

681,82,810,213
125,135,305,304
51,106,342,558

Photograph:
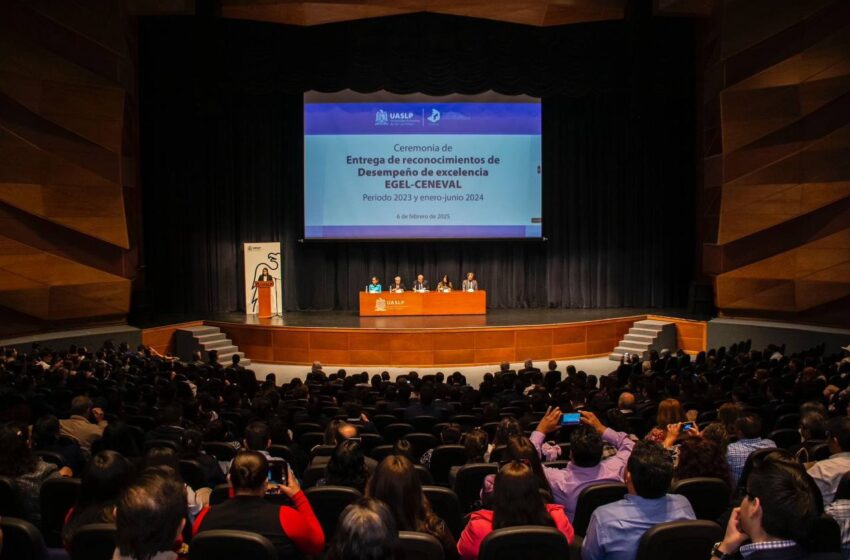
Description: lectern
254,280,274,318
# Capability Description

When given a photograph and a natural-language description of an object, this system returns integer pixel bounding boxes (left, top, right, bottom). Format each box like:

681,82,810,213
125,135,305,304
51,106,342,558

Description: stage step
609,319,677,361
174,326,251,367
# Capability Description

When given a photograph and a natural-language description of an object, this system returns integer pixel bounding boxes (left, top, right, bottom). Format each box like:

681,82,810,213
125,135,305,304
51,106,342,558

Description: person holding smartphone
193,450,325,559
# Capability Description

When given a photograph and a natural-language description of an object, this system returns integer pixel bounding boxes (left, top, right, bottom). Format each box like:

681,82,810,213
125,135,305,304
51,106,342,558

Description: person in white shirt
808,416,850,504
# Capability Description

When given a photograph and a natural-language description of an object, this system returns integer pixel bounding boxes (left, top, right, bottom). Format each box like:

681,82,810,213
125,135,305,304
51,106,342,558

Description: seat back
209,483,231,505
33,450,65,467
405,433,439,459
768,428,801,450
478,525,569,560
39,477,81,547
179,459,208,490
572,482,627,537
774,413,800,430
302,464,327,488
414,464,434,485
202,442,236,462
429,445,467,485
69,523,117,560
189,529,278,560
0,476,24,517
310,444,336,458
303,486,362,539
411,416,440,433
299,432,326,451
399,531,445,560
423,486,465,539
636,520,723,560
0,517,47,560
358,433,385,455
381,423,415,444
804,514,842,553
370,444,395,462
268,444,296,464
671,477,731,522
453,463,498,512
144,439,180,452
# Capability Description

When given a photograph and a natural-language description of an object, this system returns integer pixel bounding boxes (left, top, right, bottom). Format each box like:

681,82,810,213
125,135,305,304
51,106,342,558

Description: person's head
328,498,400,560
523,359,533,370
675,438,731,487
0,423,35,476
391,439,415,462
547,360,557,371
180,429,204,456
115,470,187,560
828,416,850,454
365,455,433,532
441,274,449,283
800,412,828,441
504,435,550,493
570,425,604,467
394,276,401,285
33,415,61,446
419,383,435,406
262,267,269,275
102,422,142,458
78,450,132,507
741,459,820,543
626,441,674,499
492,461,554,530
372,276,379,285
701,422,729,449
439,423,462,445
462,429,488,463
244,421,271,451
417,274,424,283
736,413,764,439
494,416,522,446
229,451,269,495
326,439,368,489
466,272,474,280
499,362,510,373
618,392,635,410
655,398,684,429
718,403,740,430
70,395,94,417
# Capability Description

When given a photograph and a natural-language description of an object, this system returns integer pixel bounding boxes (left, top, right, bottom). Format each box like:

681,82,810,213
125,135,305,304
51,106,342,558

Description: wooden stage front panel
359,291,486,316
197,315,707,367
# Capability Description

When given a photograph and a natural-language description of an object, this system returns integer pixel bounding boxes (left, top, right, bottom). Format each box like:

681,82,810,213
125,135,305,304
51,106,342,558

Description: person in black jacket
712,458,842,560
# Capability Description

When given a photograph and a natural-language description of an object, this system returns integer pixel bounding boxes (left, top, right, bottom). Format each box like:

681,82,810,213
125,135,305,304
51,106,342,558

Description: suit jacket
743,544,843,560
257,274,273,282
462,279,478,291
412,280,429,291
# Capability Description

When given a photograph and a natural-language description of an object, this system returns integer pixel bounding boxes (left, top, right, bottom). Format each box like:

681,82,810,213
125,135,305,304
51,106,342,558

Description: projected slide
304,91,542,240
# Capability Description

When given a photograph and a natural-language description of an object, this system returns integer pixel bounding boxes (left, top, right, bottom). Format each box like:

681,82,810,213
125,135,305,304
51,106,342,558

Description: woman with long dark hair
458,461,574,559
480,435,551,503
62,451,132,546
366,455,457,559
318,439,369,492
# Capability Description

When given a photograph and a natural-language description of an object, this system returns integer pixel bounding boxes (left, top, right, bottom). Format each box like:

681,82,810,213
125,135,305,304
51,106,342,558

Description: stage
141,308,709,368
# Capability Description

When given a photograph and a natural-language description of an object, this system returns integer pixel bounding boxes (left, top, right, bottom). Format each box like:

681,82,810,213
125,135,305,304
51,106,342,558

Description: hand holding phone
560,412,581,426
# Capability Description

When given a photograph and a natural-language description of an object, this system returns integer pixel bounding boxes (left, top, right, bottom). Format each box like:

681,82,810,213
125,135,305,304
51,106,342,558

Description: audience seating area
0,338,849,559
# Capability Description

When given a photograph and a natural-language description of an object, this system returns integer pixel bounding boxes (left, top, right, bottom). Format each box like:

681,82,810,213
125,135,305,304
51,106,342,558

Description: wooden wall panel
141,321,203,355
702,0,850,326
0,0,137,334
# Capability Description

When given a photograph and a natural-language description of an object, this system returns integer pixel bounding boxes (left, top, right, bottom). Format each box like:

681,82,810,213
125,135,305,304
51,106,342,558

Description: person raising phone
193,450,324,559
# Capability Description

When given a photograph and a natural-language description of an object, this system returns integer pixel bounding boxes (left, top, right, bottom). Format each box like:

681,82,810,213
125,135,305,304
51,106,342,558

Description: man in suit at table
390,276,405,292
462,271,479,291
412,274,429,292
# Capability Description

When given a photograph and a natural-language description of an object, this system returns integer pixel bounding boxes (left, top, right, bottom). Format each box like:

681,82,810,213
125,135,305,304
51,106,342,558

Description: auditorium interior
1,0,850,559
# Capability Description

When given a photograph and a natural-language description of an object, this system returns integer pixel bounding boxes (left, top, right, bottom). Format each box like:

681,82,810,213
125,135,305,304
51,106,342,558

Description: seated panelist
367,276,382,293
437,275,452,292
412,274,429,292
462,272,479,292
390,276,405,293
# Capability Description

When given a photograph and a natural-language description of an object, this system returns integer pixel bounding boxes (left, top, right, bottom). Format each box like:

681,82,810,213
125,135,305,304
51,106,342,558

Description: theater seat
572,482,627,537
144,439,180,452
478,525,569,560
179,459,209,490
423,486,465,539
415,464,435,485
370,444,395,462
635,520,723,560
671,477,731,522
453,463,498,512
768,429,801,450
382,423,415,444
0,517,48,560
39,476,81,547
0,476,24,517
302,464,326,488
411,416,440,433
33,450,65,467
303,486,362,539
69,523,117,560
202,442,236,462
405,433,439,458
189,529,278,560
209,483,231,505
429,445,467,485
399,531,445,560
803,514,842,553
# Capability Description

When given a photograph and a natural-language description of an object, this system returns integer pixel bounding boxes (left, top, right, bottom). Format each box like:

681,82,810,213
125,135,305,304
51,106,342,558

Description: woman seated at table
437,275,453,292
367,276,382,293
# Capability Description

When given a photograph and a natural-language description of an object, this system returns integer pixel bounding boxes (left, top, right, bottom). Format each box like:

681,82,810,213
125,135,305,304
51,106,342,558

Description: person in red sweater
193,450,324,559
457,460,574,560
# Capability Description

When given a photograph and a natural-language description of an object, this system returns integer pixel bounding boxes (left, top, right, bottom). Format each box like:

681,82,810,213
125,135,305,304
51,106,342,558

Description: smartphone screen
268,461,288,485
681,422,694,431
561,412,581,426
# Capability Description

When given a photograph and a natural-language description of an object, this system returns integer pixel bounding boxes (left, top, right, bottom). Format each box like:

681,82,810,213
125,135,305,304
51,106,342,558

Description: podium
255,280,274,318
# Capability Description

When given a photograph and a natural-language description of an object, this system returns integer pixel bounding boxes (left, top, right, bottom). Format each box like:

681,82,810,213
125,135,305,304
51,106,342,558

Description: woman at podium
437,275,453,292
367,276,382,293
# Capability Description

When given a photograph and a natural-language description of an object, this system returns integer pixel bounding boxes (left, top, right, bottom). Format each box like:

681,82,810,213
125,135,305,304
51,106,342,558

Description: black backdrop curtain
137,13,695,316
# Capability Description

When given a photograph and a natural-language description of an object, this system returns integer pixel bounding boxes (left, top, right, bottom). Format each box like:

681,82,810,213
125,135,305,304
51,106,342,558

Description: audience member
728,413,777,485
60,395,108,455
675,437,732,489
531,409,634,520
825,471,850,559
318,439,369,492
63,450,131,546
808,417,850,504
644,398,684,444
366,455,457,559
581,441,696,560
421,423,462,469
193,451,324,558
113,468,187,560
32,414,87,474
180,429,226,487
327,498,400,560
481,435,551,504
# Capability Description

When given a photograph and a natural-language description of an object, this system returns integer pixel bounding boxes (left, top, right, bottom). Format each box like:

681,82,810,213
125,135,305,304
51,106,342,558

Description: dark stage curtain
137,13,695,316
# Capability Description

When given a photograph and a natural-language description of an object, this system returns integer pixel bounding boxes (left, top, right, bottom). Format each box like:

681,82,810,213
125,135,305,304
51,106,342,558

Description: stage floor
204,307,707,330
